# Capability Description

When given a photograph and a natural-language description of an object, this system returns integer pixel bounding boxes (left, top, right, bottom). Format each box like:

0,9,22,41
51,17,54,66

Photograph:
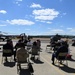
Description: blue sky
0,0,75,35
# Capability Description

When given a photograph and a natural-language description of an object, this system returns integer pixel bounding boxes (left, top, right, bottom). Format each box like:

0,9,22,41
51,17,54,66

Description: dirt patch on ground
31,38,73,44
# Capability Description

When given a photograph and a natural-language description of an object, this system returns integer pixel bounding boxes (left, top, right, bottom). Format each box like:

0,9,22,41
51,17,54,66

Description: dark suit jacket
15,42,25,50
56,45,68,57
3,43,13,56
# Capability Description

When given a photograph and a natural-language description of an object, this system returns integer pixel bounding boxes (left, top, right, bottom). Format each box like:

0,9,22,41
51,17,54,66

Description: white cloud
30,3,42,8
38,20,52,24
33,9,59,15
6,19,35,25
33,9,59,21
0,10,7,14
35,15,57,20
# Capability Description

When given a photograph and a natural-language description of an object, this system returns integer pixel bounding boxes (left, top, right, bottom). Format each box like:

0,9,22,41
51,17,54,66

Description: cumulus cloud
35,18,52,24
0,10,7,14
30,3,42,8
33,9,59,21
35,15,57,20
6,19,35,25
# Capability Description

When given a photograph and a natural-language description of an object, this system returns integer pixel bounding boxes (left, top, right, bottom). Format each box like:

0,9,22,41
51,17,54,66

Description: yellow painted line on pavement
45,54,75,75
41,56,65,75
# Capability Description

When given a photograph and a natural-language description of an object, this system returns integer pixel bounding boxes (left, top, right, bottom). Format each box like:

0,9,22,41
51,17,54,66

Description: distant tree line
0,34,75,39
28,35,75,39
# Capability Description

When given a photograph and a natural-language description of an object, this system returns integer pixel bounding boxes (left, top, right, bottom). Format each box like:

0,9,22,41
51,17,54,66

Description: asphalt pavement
0,40,75,75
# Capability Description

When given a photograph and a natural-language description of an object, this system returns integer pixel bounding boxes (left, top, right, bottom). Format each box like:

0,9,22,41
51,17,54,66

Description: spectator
3,39,15,61
51,41,68,65
27,39,32,46
14,39,23,50
16,43,29,64
24,39,28,46
14,39,25,61
31,41,39,59
36,39,41,49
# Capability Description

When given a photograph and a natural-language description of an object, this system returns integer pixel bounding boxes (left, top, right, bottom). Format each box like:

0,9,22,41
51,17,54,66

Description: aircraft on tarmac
0,31,27,41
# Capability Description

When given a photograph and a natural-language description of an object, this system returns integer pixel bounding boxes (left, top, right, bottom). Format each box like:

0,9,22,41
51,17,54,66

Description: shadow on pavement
58,65,75,73
68,58,75,62
20,69,33,75
31,59,44,64
47,51,52,54
3,61,15,67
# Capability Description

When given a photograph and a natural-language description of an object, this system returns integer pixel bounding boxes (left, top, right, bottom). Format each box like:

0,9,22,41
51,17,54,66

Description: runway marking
41,56,65,75
45,53,75,75
41,52,75,75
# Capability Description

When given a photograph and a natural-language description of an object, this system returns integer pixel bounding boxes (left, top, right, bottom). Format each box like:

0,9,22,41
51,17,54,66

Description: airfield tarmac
0,39,75,75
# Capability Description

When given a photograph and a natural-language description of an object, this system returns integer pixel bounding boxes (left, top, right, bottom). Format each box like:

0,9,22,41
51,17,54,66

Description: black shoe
30,57,35,60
